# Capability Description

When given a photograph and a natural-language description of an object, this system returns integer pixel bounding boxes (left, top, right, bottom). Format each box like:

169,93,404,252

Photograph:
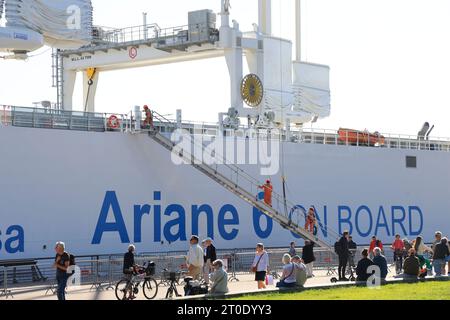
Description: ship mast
295,0,302,61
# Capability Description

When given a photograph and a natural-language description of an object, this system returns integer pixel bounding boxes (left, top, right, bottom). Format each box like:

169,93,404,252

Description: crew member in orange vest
305,207,316,234
143,105,154,129
259,180,273,207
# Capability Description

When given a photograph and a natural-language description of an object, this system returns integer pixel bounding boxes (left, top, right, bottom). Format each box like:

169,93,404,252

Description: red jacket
369,239,383,253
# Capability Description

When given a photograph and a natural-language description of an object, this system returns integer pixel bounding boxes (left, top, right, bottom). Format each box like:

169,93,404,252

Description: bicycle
115,261,158,300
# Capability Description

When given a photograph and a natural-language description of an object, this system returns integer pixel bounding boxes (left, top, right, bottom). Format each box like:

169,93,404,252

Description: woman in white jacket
252,243,269,289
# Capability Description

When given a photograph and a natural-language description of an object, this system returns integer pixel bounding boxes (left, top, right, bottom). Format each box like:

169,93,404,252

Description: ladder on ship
51,49,64,110
148,112,341,251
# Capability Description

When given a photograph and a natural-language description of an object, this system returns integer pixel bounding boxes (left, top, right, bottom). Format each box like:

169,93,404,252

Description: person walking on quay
251,243,269,290
336,231,350,281
53,241,71,301
203,237,217,284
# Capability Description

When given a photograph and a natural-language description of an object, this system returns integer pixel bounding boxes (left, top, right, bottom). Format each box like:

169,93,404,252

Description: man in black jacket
433,237,450,276
302,240,316,278
337,232,350,281
356,249,375,283
203,238,217,284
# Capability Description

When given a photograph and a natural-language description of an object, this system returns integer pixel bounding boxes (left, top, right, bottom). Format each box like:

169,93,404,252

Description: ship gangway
148,111,342,252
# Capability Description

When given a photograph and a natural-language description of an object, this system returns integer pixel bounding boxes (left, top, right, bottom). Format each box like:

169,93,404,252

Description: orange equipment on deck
338,128,385,146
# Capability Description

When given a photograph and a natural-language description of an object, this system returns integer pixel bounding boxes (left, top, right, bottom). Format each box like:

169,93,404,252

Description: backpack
334,241,341,254
68,253,76,266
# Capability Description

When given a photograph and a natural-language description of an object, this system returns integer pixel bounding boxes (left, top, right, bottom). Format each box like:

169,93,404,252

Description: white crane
0,0,93,59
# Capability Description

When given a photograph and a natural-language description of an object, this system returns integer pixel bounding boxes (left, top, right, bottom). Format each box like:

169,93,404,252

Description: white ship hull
1,125,449,259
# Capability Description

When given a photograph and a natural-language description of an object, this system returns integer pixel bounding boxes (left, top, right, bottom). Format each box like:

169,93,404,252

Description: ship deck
1,105,450,152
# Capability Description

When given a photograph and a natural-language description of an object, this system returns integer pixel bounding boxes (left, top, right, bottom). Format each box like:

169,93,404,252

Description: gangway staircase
147,112,341,252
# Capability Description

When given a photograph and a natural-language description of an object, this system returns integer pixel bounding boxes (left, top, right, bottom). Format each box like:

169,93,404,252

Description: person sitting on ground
432,237,449,277
276,254,297,288
356,249,375,283
403,238,413,258
402,248,421,280
369,236,383,258
209,259,229,295
413,236,433,271
291,255,307,287
372,247,388,281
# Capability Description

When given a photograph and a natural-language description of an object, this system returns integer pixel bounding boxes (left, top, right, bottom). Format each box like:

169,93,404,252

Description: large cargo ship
1,0,449,259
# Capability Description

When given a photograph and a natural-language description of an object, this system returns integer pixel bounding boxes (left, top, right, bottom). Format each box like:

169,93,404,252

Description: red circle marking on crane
107,115,120,129
129,47,138,59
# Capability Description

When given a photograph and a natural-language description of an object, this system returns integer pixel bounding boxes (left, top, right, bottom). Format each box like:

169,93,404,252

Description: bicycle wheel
143,278,158,300
115,279,131,301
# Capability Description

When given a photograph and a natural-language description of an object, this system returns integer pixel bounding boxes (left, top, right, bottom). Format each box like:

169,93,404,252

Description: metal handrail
151,111,342,246
91,22,214,46
3,105,450,150
0,245,434,299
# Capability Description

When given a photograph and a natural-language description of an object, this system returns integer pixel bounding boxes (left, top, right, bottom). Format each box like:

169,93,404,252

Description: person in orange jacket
305,207,316,234
143,105,154,129
259,180,273,207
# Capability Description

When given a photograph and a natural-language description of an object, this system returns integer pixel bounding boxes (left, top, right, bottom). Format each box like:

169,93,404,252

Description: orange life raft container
338,128,385,146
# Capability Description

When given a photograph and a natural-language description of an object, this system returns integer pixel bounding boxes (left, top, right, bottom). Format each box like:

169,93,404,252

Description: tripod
165,276,181,298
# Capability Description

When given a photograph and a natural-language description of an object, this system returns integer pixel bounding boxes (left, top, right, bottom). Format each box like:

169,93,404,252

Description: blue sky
1,0,450,137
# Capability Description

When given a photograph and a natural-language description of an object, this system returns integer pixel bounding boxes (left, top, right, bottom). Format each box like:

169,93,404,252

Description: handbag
265,274,274,286
251,253,265,273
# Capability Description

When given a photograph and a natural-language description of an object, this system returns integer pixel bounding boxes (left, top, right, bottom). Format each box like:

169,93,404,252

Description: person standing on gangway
143,105,154,129
258,180,273,207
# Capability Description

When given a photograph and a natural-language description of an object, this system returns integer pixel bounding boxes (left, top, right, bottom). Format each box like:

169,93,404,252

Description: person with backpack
336,231,350,281
291,255,307,287
53,241,71,301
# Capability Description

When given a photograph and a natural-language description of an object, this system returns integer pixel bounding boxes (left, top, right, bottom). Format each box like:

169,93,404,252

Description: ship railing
148,118,450,152
86,22,217,51
296,128,450,152
0,105,133,133
0,246,435,298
